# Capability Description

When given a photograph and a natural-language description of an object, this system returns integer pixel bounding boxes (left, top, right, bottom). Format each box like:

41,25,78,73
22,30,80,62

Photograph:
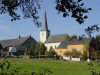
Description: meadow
0,58,100,75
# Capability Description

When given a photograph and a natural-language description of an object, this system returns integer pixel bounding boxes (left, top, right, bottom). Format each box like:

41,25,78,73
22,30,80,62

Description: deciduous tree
34,42,46,56
45,47,56,56
85,24,100,38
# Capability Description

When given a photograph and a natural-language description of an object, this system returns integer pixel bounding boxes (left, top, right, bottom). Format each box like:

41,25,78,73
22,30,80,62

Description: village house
0,35,37,57
56,38,97,59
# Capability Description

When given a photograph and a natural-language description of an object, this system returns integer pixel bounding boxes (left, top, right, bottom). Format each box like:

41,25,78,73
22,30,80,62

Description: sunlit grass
0,58,100,75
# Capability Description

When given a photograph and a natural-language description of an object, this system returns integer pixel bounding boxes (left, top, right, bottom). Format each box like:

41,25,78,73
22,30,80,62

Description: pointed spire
43,11,48,30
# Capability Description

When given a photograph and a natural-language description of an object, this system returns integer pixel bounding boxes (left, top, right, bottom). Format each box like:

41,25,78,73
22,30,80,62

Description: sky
0,0,100,41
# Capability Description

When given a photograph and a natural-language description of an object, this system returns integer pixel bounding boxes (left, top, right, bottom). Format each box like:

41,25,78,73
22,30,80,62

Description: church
40,11,69,51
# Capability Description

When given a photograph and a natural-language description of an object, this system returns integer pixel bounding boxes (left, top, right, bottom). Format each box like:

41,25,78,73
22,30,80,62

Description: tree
0,0,91,26
55,0,91,24
27,48,34,56
69,35,84,41
82,50,88,60
85,25,100,59
96,35,100,51
64,51,72,58
71,49,81,58
92,51,100,59
45,47,56,56
0,0,41,26
85,24,100,38
64,49,82,58
34,42,46,56
69,35,77,41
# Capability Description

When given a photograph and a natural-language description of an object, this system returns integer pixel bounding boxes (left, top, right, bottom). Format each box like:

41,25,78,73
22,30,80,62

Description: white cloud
0,25,14,32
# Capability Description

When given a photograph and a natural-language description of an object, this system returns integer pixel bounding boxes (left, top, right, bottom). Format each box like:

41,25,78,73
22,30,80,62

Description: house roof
57,38,92,49
45,34,69,43
0,36,32,48
68,38,92,45
57,40,69,48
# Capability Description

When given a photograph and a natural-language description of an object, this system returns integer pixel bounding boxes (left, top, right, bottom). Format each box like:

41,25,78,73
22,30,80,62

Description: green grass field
0,58,100,75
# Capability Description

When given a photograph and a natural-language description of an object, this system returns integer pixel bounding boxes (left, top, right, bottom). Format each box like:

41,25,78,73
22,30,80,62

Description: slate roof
0,36,31,48
45,34,69,43
68,38,92,45
57,38,92,49
57,40,69,48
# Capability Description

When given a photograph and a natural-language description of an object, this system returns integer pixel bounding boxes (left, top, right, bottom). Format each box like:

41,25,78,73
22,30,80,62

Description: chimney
18,35,21,39
30,35,31,37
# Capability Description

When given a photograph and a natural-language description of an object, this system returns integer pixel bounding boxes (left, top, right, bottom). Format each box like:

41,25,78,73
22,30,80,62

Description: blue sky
0,0,100,41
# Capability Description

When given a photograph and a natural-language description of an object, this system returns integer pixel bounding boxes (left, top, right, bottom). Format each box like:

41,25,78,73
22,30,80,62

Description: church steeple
40,11,50,43
42,11,49,31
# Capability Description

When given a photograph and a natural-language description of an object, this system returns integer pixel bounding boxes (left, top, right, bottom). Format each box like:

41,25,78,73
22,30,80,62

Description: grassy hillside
0,58,100,75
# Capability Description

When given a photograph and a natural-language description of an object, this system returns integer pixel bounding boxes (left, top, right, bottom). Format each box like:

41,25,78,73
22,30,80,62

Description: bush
34,42,46,56
71,49,82,58
64,49,82,58
82,50,88,60
45,47,56,56
27,48,34,56
64,51,72,57
92,51,100,59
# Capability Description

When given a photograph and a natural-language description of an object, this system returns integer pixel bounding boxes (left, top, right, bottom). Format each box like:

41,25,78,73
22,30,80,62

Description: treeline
26,42,56,57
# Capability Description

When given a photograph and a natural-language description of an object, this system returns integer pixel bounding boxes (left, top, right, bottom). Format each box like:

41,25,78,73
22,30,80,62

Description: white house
40,11,69,51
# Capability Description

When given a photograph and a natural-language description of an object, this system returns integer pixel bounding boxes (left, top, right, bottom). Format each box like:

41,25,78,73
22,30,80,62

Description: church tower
40,11,50,43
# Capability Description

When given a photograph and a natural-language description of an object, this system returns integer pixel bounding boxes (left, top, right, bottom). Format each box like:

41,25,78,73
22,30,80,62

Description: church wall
45,42,61,51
